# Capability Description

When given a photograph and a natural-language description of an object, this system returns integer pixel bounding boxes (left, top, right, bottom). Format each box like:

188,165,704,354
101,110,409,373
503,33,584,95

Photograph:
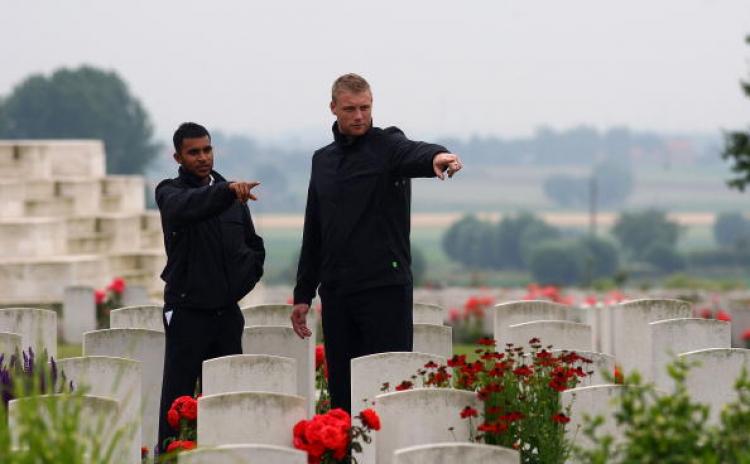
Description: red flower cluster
166,440,196,453
359,408,381,431
522,284,573,305
551,413,570,424
743,328,750,342
167,395,198,430
315,344,325,370
108,277,125,295
716,310,732,322
293,409,351,463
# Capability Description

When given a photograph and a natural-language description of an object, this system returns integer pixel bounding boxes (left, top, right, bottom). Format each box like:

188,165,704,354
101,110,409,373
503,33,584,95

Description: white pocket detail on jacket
165,310,174,326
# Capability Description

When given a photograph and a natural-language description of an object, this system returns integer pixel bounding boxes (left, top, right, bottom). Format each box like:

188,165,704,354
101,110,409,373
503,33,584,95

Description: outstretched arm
386,127,463,179
156,180,260,226
291,176,321,339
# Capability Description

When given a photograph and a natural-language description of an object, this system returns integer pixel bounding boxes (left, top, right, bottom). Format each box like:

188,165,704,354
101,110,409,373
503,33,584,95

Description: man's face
330,90,373,137
174,135,213,179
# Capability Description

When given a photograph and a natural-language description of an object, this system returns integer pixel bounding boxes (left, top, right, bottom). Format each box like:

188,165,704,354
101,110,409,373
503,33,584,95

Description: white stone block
109,305,163,332
393,442,519,464
197,392,306,448
649,318,731,391
0,332,22,357
57,356,142,461
122,285,151,307
562,385,630,451
351,352,447,464
83,328,165,450
0,218,68,258
611,299,692,378
551,350,615,387
202,354,297,396
242,326,315,416
493,300,570,346
101,176,145,213
0,307,57,358
413,303,444,325
241,304,293,327
63,286,97,344
507,320,592,352
413,324,452,359
0,141,106,180
679,348,750,424
56,178,102,216
8,394,127,462
178,444,307,464
376,388,481,464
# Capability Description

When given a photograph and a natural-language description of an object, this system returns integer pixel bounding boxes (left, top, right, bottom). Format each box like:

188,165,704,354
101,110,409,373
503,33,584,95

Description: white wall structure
376,389,481,464
242,326,315,416
83,328,164,451
507,320,592,352
393,442,520,464
610,299,692,378
109,305,164,332
197,392,306,448
0,307,57,358
351,352,447,464
178,444,307,464
493,300,570,347
62,286,97,344
413,303,444,325
57,356,142,462
680,348,750,424
0,332,22,357
412,324,452,359
202,354,297,396
649,318,731,391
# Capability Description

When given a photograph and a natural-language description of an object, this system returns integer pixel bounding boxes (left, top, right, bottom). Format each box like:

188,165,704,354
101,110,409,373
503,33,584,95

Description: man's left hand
433,153,463,180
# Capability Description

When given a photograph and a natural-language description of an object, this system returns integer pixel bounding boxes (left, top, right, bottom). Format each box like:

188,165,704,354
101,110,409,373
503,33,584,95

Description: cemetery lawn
453,343,481,362
58,344,82,359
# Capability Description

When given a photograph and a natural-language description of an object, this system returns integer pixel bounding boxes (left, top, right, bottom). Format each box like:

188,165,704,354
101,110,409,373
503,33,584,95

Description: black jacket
156,168,265,309
293,123,448,305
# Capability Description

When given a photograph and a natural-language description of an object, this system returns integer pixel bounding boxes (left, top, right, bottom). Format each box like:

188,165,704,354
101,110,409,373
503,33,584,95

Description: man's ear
329,100,336,115
173,152,181,165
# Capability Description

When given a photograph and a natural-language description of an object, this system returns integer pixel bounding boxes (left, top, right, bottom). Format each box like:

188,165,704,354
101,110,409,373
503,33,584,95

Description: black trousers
157,303,244,452
320,284,413,414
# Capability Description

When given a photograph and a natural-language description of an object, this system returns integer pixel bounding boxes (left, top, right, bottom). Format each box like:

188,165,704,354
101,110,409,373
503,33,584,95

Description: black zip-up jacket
293,123,448,305
156,167,265,309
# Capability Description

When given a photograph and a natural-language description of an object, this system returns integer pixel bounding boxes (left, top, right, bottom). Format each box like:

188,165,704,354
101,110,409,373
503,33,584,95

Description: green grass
58,344,82,359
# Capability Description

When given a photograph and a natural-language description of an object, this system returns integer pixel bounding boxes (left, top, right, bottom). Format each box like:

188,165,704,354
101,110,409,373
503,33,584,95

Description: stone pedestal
393,443,519,464
413,324,452,359
109,305,163,332
178,444,306,464
507,320,592,352
493,300,570,346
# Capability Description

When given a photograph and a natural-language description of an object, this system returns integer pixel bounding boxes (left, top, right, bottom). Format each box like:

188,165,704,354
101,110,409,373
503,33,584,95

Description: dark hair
173,122,210,152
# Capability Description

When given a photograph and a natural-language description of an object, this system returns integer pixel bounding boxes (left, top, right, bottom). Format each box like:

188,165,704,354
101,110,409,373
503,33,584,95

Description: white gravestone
57,356,142,462
611,299,692,378
679,348,750,424
0,332,22,357
351,352,448,464
649,318,731,391
109,305,163,332
561,385,631,451
8,394,127,463
493,300,570,347
83,328,164,451
413,324,452,359
728,298,750,347
202,354,297,396
242,326,315,417
62,286,97,344
376,388,481,464
507,320,592,352
0,307,57,358
413,303,444,325
178,444,307,464
122,285,151,307
241,304,318,342
393,442,520,464
197,392,306,448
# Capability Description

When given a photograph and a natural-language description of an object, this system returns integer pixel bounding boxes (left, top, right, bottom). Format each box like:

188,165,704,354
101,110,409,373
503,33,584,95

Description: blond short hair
331,73,371,102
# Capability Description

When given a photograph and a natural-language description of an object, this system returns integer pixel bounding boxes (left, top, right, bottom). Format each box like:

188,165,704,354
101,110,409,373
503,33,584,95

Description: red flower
168,395,198,426
513,365,533,377
180,397,198,421
698,308,712,319
167,408,180,430
447,354,467,368
94,289,107,305
141,447,149,459
108,277,126,295
500,411,524,422
477,337,495,347
552,413,570,424
395,380,413,391
424,360,439,369
448,308,462,323
716,310,732,322
460,406,478,419
315,344,325,370
742,329,750,341
166,440,196,453
359,408,381,431
294,409,351,461
614,366,624,384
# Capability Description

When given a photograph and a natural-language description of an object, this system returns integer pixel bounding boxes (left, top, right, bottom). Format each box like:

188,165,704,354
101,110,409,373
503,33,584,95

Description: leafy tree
441,214,495,269
494,212,560,269
611,209,681,260
713,212,750,248
642,242,686,274
578,236,620,281
0,66,159,175
723,35,750,191
528,240,584,286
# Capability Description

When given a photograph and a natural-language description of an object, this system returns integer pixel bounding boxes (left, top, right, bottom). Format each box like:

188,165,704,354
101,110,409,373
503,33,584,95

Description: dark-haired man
156,122,265,452
291,74,463,413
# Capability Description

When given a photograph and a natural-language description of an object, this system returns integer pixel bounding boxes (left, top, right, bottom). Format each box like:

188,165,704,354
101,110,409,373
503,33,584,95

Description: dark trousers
320,284,413,414
157,303,244,452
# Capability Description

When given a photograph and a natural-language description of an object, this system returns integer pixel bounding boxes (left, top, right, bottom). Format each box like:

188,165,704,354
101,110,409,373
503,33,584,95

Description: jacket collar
178,166,226,187
332,122,373,147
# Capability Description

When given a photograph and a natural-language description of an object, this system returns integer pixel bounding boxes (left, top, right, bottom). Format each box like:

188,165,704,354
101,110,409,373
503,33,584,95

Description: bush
714,212,750,248
642,242,686,273
612,210,681,260
528,241,583,286
577,236,620,281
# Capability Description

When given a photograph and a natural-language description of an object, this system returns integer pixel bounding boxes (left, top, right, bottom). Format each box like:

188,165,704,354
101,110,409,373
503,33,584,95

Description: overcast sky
2,0,749,142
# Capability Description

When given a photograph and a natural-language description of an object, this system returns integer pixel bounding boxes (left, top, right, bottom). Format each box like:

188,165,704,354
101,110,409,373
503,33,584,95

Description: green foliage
0,66,159,175
528,240,584,286
642,242,686,273
442,214,495,269
611,209,681,260
713,212,750,247
410,245,427,286
578,236,620,282
723,35,750,191
574,360,750,463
